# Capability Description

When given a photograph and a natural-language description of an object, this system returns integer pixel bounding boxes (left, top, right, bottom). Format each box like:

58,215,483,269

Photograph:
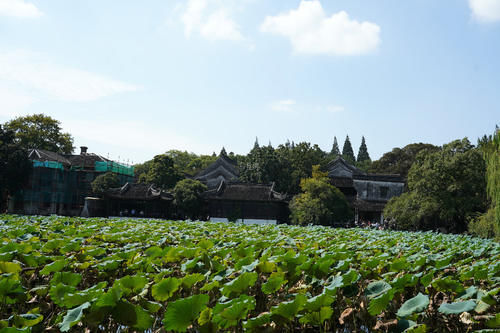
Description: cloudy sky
0,0,499,163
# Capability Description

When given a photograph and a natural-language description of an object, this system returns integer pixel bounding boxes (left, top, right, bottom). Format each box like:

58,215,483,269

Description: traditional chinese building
203,180,289,224
194,154,239,189
326,157,404,224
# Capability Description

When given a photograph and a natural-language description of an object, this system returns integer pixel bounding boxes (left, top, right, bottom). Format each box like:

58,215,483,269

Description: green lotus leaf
299,306,333,326
458,286,478,300
257,261,276,273
115,274,148,296
163,294,209,332
431,276,465,294
420,270,435,287
365,281,392,299
145,246,163,258
342,269,360,286
197,307,212,326
222,272,258,297
271,293,307,321
243,312,272,332
485,313,500,328
182,273,205,289
368,289,394,316
49,283,76,307
111,300,154,330
262,272,287,295
40,259,66,276
213,294,256,329
397,293,429,317
96,259,120,271
325,275,344,292
304,290,335,312
50,272,82,287
152,277,181,302
438,300,476,315
11,314,43,328
0,262,21,274
200,280,220,292
404,324,427,332
58,302,90,332
96,285,123,307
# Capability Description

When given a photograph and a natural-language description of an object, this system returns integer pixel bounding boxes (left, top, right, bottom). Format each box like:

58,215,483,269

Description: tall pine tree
342,135,356,165
331,137,340,157
357,136,371,163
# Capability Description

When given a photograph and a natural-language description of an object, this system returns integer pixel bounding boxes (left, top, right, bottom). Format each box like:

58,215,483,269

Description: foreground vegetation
1,215,499,332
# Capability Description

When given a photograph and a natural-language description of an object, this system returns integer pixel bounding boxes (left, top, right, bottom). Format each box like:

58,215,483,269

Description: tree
356,136,371,163
275,142,328,194
330,137,340,158
144,154,182,189
384,138,486,232
91,172,120,197
173,179,207,220
341,135,355,165
0,125,33,212
469,126,500,239
369,143,439,179
4,114,74,154
356,136,372,171
290,165,353,226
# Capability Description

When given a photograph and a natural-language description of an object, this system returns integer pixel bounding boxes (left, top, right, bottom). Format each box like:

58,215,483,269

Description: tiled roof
105,182,173,201
204,181,287,202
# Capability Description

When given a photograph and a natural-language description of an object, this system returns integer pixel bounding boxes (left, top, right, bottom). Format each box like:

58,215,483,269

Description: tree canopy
330,136,340,158
143,154,182,190
369,143,439,179
341,135,355,165
173,179,207,220
290,165,352,226
91,172,120,197
3,114,74,154
384,138,486,232
0,125,33,212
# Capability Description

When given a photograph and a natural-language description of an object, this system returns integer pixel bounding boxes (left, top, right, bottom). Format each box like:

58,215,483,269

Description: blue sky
0,0,499,164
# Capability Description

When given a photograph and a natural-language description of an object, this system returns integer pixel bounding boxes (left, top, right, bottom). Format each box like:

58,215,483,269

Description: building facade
326,157,405,224
10,146,134,216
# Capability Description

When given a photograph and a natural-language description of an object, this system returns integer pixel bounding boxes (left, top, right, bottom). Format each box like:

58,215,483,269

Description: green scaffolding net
32,160,64,170
94,161,134,177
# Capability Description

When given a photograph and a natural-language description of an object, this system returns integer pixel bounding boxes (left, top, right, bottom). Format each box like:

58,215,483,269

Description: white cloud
0,0,43,18
180,0,244,42
0,50,140,102
327,105,345,113
260,0,380,56
271,99,296,112
201,9,243,41
469,0,500,22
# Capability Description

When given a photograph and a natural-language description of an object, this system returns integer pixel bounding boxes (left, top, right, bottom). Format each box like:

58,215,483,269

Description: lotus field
0,215,499,332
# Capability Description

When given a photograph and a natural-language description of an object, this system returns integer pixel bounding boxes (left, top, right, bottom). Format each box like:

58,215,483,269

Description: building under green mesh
10,147,134,216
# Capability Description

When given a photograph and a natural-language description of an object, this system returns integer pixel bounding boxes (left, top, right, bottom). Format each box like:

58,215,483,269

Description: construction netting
32,160,64,170
95,161,134,177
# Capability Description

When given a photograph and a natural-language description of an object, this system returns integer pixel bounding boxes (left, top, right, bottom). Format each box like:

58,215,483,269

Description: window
380,186,389,198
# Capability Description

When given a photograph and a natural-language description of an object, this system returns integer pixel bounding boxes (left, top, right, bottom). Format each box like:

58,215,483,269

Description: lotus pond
0,215,499,332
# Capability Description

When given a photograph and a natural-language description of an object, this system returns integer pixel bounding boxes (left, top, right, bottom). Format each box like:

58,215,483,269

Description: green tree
145,154,182,189
369,143,439,179
275,142,328,194
4,114,74,154
341,135,355,165
469,126,500,239
290,165,352,226
0,125,33,212
356,136,372,171
384,138,486,232
330,136,340,158
91,172,120,197
173,179,207,220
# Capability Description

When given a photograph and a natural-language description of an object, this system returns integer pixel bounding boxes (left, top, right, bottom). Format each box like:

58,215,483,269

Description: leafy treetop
4,114,74,154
